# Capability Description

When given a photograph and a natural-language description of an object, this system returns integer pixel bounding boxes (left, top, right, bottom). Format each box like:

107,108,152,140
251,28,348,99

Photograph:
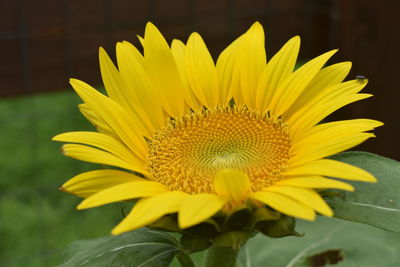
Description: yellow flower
54,22,382,235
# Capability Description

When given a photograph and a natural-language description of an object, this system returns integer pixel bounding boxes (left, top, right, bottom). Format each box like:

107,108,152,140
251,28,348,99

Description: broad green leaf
327,151,400,233
238,217,400,267
58,228,184,267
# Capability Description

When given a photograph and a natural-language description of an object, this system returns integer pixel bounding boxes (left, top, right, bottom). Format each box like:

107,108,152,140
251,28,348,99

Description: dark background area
2,0,399,160
1,0,400,159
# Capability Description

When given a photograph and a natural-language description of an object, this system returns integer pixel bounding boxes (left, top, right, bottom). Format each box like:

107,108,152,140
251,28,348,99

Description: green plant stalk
176,252,195,267
204,245,239,267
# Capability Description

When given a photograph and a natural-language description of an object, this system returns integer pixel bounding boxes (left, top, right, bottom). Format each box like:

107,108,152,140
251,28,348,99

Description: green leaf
238,217,400,267
58,228,184,267
326,151,400,233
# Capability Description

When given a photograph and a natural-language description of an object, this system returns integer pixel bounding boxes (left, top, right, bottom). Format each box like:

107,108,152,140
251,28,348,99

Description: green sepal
184,218,222,237
258,215,302,238
212,231,255,250
148,215,181,232
250,207,281,229
223,207,252,231
180,234,212,253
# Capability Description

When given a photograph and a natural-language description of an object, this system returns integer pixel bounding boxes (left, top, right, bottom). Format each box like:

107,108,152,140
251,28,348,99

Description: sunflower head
53,21,381,239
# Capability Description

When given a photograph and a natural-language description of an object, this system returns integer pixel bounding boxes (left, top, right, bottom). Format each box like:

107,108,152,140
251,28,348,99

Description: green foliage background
0,92,128,266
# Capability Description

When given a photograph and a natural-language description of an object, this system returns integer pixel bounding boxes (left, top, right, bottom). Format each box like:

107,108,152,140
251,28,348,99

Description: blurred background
1,0,399,266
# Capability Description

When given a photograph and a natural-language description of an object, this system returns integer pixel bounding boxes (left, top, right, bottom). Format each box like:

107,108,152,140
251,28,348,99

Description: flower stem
204,245,239,267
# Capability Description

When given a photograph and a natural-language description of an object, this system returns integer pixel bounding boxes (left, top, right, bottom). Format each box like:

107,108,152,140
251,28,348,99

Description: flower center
147,105,291,194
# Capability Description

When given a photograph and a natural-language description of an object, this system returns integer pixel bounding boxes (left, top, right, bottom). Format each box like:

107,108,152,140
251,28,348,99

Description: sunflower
54,22,382,235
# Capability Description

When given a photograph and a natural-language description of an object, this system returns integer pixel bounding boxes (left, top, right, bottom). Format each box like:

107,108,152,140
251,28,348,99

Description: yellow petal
99,47,153,137
289,132,375,167
70,79,148,159
265,186,333,216
62,169,146,198
178,194,227,228
185,32,220,107
120,40,145,68
287,80,369,132
112,191,188,235
276,176,354,191
256,36,300,111
171,39,202,110
171,39,186,73
285,61,352,117
78,104,115,138
268,49,337,116
213,169,251,203
315,79,369,104
116,42,165,131
232,22,266,106
53,131,144,169
284,159,376,182
292,119,383,147
289,93,373,136
61,144,146,173
77,181,169,209
216,34,243,104
143,22,186,117
250,191,315,221
137,35,144,47
99,46,126,103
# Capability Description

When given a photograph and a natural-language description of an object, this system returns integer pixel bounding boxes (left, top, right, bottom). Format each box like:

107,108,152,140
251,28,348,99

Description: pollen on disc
147,105,291,194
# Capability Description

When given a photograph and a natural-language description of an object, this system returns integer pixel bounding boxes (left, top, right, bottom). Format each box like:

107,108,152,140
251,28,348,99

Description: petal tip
60,144,67,155
98,46,107,56
59,186,67,192
145,22,160,35
324,211,334,217
291,35,301,43
308,212,317,221
188,32,202,43
178,218,192,229
146,21,155,27
111,226,124,236
76,202,86,210
69,78,79,85
249,21,263,31
343,61,352,67
347,185,355,192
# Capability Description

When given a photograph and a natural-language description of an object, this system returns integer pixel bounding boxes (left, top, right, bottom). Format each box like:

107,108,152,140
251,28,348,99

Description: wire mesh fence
2,0,338,96
1,0,399,157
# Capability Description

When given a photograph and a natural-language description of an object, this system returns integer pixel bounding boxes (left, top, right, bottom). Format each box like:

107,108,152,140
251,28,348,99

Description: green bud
184,219,221,237
148,215,181,232
250,207,281,229
224,207,252,231
180,234,212,253
258,215,302,238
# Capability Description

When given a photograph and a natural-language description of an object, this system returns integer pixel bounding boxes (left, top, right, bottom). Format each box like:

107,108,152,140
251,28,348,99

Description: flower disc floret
147,105,291,194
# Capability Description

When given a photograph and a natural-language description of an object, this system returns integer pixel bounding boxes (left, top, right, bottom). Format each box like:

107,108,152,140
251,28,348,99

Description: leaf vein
348,202,400,212
136,248,181,267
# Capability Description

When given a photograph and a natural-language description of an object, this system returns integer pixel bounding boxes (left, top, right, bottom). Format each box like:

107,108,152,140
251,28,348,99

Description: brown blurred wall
1,0,399,159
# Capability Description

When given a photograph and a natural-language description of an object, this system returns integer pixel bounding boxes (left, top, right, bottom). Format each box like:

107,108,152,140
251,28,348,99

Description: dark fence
0,0,343,96
1,0,400,159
